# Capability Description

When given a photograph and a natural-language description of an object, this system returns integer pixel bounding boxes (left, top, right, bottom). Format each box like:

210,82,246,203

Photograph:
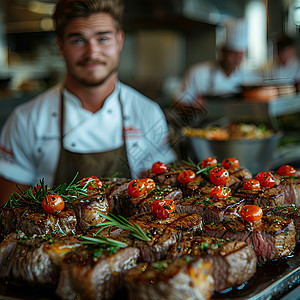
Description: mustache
77,58,105,66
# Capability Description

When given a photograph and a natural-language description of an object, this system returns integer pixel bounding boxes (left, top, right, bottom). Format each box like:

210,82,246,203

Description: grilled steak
66,193,109,231
102,178,131,213
175,195,246,224
0,232,80,286
0,206,77,237
203,216,296,264
126,212,203,262
113,186,182,218
56,246,140,300
124,257,214,300
167,235,257,292
234,185,285,208
264,205,300,242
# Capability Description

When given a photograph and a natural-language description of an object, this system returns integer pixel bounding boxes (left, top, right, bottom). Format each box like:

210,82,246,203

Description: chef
177,18,260,108
260,35,300,91
0,0,177,206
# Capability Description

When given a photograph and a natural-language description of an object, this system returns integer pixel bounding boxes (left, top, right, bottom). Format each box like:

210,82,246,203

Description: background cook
176,18,261,109
0,0,177,207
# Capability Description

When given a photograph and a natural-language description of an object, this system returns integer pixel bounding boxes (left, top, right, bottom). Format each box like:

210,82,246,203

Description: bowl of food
182,122,282,174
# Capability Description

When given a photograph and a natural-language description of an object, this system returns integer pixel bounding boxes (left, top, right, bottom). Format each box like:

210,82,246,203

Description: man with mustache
0,0,177,206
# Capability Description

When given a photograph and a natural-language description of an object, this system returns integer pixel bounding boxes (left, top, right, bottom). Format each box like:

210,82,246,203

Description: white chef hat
224,18,248,52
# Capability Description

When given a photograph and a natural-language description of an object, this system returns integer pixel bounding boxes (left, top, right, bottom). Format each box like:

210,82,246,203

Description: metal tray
0,246,299,300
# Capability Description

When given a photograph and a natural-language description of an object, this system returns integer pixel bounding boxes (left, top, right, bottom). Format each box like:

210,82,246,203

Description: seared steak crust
167,235,257,292
113,187,182,218
128,212,203,262
0,206,77,237
203,216,296,264
234,186,285,208
66,193,109,231
0,232,80,286
56,246,140,300
264,205,300,242
124,257,214,300
175,195,246,224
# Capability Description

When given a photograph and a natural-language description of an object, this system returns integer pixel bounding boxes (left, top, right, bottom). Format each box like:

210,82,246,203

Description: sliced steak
234,185,285,208
264,205,300,242
66,193,109,231
0,206,77,236
112,212,203,263
167,235,257,292
102,178,131,213
203,216,296,264
123,257,214,300
175,195,246,224
0,232,80,286
112,186,182,218
56,246,140,300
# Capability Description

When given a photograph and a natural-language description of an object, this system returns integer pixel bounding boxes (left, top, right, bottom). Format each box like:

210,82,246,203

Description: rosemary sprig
96,212,151,242
182,157,217,178
79,235,128,248
3,173,93,210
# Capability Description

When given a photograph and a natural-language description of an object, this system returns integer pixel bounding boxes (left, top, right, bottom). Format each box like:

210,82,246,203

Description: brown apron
54,89,131,186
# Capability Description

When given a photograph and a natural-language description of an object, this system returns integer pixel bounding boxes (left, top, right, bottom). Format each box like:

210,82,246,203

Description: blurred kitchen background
0,0,300,170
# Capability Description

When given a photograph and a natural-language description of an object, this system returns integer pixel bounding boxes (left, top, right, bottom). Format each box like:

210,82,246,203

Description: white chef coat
179,61,261,104
260,57,300,83
0,81,177,186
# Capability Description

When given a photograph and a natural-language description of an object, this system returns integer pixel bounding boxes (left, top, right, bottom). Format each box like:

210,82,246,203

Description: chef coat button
107,109,112,114
71,143,76,147
52,112,58,117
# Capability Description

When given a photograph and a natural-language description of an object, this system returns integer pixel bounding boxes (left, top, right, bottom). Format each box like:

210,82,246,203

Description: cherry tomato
42,194,65,214
255,172,276,188
210,186,231,199
151,162,168,174
200,157,217,168
178,170,196,184
222,157,240,169
240,205,263,222
79,176,102,190
141,178,156,192
243,179,261,190
127,179,146,198
277,165,296,177
151,199,175,219
209,167,229,186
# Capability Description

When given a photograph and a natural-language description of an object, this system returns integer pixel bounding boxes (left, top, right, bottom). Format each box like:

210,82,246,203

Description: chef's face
57,13,124,87
220,48,244,74
277,46,296,66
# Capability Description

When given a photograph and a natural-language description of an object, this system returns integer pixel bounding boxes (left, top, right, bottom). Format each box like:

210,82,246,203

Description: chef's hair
53,0,124,40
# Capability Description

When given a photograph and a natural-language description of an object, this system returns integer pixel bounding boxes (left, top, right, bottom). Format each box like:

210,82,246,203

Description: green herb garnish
95,212,151,242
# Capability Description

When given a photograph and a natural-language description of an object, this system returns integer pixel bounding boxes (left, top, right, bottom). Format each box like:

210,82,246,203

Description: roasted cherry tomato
151,162,168,174
222,157,240,169
243,179,261,190
255,172,276,188
141,178,156,192
277,165,296,177
79,176,102,190
127,179,146,198
210,186,231,199
200,157,217,168
42,194,65,214
151,199,175,219
209,167,229,186
240,205,263,222
178,170,196,184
